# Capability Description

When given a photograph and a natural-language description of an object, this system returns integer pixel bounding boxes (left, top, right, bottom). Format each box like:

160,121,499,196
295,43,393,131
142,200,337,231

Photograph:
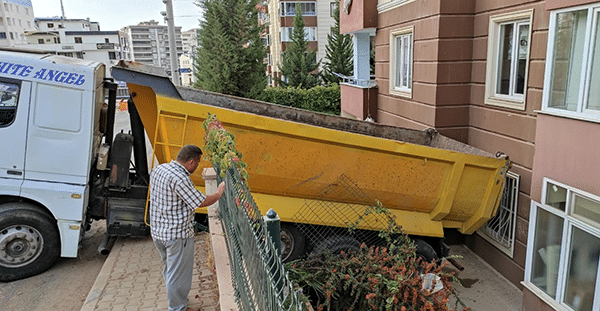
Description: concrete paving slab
81,232,219,311
81,227,522,311
446,244,523,311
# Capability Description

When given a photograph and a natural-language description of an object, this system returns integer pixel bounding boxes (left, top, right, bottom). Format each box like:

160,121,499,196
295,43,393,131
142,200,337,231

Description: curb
203,167,238,310
208,215,238,311
80,238,124,311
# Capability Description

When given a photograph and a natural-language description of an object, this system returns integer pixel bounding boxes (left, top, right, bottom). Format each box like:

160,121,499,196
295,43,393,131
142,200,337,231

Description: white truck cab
0,50,107,281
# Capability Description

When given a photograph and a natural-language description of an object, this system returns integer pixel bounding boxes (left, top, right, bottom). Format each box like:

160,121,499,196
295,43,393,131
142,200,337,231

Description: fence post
202,168,219,216
263,208,284,298
263,209,281,254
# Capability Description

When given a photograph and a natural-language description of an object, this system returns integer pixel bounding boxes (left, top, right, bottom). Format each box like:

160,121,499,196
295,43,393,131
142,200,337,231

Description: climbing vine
202,113,249,185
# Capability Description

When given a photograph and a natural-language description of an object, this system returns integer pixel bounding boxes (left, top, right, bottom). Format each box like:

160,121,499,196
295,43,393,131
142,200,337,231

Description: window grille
481,171,519,257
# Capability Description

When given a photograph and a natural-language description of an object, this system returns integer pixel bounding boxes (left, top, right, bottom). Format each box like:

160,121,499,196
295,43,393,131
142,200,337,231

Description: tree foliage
322,0,353,84
194,0,267,99
275,4,320,89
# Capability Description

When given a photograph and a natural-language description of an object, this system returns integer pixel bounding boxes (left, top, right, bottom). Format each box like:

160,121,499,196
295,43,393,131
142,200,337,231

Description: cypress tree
322,0,353,84
275,4,320,89
195,0,267,99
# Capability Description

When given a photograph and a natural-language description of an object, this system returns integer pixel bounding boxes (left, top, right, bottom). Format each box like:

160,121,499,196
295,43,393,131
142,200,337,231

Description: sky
29,0,204,31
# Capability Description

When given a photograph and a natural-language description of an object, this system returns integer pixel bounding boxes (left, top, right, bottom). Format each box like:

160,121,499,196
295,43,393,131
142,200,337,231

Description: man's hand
217,181,226,196
199,181,227,208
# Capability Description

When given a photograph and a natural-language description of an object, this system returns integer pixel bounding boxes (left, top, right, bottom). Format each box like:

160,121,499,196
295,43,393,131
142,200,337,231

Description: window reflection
563,227,600,311
531,208,564,298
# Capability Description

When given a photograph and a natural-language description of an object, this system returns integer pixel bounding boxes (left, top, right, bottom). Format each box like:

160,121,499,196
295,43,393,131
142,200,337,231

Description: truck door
0,78,30,194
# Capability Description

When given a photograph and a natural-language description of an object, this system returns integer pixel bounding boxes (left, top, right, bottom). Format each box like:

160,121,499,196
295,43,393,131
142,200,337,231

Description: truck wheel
311,235,361,256
413,238,438,264
280,223,305,262
0,203,60,282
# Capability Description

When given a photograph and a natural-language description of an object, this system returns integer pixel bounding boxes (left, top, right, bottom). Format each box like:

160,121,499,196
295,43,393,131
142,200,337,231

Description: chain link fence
216,166,306,311
291,174,391,255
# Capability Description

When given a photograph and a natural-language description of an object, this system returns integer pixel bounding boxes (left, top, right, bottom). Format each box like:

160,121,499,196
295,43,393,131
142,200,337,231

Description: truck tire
280,223,305,262
413,238,438,264
311,235,361,256
0,203,60,282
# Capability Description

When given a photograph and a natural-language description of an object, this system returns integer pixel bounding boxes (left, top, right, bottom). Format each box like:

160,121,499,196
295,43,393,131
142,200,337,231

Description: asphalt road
0,220,108,311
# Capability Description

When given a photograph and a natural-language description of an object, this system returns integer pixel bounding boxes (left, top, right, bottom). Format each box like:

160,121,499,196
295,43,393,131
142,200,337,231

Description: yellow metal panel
251,191,444,237
128,85,509,237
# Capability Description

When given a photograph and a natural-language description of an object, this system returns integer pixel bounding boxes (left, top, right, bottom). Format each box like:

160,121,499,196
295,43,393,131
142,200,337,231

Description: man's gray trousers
153,237,195,311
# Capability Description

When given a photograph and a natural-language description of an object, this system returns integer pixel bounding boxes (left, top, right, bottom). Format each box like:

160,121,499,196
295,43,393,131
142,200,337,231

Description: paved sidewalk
79,215,521,311
81,232,219,311
446,244,523,311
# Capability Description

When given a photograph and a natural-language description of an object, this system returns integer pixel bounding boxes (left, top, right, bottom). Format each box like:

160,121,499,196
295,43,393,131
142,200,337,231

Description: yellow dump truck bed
112,63,510,238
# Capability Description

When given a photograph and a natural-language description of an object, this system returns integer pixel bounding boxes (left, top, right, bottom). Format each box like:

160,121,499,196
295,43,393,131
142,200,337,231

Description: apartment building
339,1,600,310
122,20,183,80
179,54,194,86
179,28,199,86
35,17,100,31
19,18,127,75
181,28,198,57
265,0,336,85
0,0,36,47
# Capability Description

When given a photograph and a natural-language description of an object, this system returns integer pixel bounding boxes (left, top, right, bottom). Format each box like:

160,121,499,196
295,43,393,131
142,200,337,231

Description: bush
286,203,471,311
257,84,341,115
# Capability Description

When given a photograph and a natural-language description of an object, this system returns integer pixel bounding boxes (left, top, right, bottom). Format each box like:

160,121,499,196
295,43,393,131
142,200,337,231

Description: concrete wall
339,0,377,34
375,1,475,143
465,0,548,289
531,113,600,202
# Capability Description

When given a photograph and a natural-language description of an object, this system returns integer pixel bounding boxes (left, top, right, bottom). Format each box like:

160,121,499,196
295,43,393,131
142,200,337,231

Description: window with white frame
280,2,316,16
485,10,532,110
261,34,270,46
479,172,520,257
281,27,317,42
525,178,600,311
389,26,413,98
543,3,600,120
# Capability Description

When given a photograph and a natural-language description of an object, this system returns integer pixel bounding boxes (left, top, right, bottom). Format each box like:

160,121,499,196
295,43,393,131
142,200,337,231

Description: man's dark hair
176,145,203,162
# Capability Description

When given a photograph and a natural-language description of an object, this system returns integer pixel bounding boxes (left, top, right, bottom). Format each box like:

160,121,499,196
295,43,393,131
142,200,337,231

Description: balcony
338,76,378,122
339,0,377,34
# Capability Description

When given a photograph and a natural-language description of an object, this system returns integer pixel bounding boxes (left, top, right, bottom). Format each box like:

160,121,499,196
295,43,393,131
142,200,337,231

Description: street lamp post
162,0,180,86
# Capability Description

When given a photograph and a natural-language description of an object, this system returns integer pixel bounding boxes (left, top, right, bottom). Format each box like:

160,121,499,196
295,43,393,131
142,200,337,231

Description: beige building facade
0,0,35,47
265,0,336,85
122,20,183,81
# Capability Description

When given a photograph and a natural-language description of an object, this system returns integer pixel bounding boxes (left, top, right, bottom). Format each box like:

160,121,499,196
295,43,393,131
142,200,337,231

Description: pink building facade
340,0,600,310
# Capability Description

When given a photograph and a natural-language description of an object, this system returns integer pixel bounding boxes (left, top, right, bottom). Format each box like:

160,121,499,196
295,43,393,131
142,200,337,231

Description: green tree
194,0,267,99
275,4,320,89
322,0,353,84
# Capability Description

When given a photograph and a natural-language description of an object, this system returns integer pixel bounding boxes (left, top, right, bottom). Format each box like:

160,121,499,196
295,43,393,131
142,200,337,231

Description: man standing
149,145,225,311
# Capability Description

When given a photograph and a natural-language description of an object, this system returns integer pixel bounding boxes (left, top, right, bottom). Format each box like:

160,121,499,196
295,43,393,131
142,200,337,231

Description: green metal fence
216,166,305,311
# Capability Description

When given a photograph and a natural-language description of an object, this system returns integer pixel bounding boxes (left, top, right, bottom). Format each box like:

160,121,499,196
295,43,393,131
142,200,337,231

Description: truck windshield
0,81,19,127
